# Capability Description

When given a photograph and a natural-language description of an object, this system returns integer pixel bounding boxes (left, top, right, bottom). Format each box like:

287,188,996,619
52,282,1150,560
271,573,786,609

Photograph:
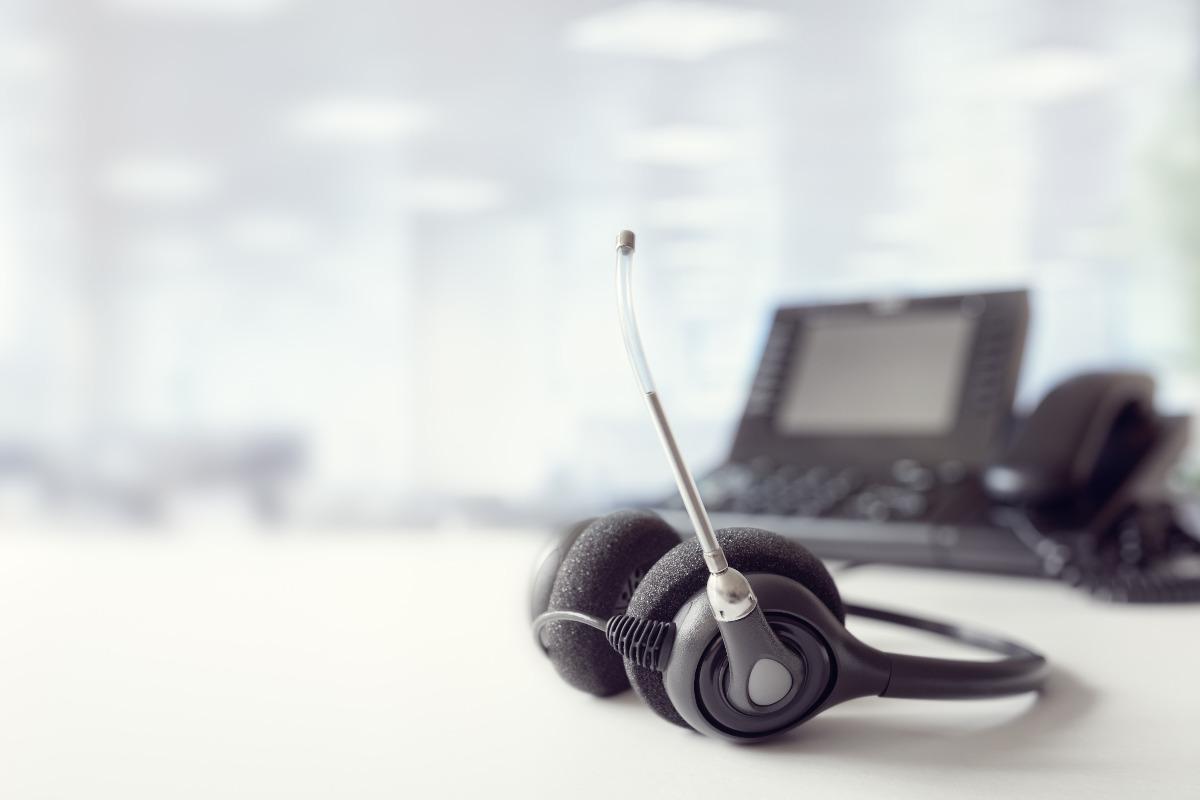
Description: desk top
1,524,1197,799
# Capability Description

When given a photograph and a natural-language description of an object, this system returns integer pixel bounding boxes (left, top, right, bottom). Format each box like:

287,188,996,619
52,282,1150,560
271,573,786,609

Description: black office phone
652,289,1198,599
731,291,1027,471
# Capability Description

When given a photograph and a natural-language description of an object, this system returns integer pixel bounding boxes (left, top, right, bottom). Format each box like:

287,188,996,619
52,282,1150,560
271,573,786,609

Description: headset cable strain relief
605,614,675,671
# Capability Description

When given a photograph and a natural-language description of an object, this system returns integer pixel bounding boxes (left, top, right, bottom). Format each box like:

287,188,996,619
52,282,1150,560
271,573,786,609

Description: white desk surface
1,524,1198,799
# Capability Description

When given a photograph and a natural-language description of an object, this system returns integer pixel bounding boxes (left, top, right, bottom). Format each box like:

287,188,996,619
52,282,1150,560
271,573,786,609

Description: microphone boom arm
615,231,755,621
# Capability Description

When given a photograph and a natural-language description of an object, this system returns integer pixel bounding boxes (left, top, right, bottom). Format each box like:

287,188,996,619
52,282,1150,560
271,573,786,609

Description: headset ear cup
544,510,680,697
530,517,595,626
624,528,844,727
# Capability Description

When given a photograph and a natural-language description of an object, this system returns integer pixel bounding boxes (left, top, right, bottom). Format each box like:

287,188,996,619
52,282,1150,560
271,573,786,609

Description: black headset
530,232,1048,742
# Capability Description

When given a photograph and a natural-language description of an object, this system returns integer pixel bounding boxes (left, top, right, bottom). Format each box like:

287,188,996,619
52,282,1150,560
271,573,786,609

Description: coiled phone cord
995,506,1200,603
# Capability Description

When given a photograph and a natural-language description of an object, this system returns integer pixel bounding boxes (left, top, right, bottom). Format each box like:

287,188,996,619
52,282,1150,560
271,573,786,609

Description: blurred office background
0,0,1196,530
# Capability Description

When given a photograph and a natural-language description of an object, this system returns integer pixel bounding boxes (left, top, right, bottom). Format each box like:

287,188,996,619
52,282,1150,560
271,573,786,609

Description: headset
530,231,1049,742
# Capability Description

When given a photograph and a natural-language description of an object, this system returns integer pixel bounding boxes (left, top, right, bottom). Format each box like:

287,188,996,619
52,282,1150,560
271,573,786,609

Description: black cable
993,504,1200,603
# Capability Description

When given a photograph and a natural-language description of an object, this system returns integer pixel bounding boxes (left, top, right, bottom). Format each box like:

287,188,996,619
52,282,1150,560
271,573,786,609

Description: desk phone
654,290,1199,600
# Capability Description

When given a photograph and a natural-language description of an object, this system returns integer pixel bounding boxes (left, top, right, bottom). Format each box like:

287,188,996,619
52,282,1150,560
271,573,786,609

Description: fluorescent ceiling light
989,48,1113,103
618,125,740,166
101,156,220,203
566,1,780,61
289,97,432,145
104,0,290,19
406,177,504,213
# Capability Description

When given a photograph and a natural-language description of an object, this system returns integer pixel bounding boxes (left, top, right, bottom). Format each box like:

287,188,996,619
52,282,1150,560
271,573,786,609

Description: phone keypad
666,458,961,523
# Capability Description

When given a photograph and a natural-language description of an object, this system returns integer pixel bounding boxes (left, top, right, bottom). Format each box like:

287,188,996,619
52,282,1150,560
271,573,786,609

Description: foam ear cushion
624,527,844,727
544,510,681,696
530,517,595,624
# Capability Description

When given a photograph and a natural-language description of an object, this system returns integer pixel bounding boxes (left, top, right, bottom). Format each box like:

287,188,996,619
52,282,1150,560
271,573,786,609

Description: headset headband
845,603,1048,698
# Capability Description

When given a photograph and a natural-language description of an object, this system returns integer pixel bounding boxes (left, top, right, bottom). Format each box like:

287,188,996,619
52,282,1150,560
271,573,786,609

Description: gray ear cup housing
543,510,680,696
624,527,845,727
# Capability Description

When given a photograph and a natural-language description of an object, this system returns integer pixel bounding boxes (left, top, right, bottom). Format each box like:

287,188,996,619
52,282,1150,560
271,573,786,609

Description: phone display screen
775,311,975,436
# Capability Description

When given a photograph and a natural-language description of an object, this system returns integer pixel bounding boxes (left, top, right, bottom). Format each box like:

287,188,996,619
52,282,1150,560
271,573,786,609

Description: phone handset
983,371,1159,511
983,371,1200,602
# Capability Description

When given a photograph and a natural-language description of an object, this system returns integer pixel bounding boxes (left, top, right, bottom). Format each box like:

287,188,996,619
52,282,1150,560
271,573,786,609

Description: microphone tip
616,230,636,251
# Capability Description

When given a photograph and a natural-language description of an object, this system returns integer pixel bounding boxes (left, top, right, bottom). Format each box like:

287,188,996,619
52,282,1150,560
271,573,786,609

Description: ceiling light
989,48,1113,103
289,97,432,145
618,125,740,166
566,1,780,61
406,177,504,213
101,156,220,204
